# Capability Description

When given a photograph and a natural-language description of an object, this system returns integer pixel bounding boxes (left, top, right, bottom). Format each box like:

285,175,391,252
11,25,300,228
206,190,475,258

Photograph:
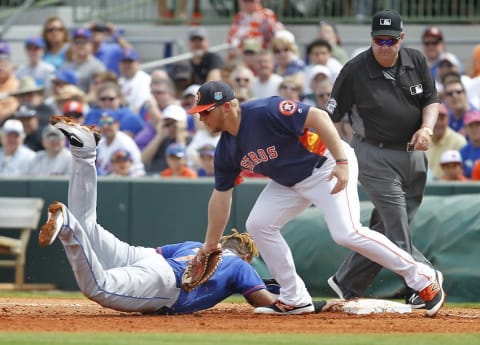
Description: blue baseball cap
187,81,235,114
71,27,92,40
0,40,10,56
166,142,186,158
54,69,78,85
120,48,139,61
25,36,46,49
111,149,132,162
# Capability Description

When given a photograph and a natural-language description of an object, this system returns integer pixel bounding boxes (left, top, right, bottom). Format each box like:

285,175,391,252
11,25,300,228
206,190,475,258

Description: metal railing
70,0,480,24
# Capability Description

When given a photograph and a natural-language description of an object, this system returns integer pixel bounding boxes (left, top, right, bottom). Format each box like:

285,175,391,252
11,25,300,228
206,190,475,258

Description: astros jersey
156,241,265,314
214,96,326,191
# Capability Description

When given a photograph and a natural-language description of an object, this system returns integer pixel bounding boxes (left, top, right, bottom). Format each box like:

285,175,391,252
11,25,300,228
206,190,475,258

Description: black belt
361,137,413,152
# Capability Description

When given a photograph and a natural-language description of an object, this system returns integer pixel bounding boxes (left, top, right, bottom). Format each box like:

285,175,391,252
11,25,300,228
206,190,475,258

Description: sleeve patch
278,100,298,116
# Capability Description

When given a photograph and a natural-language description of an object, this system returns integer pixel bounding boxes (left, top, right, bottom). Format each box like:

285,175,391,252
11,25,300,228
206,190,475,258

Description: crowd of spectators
1,1,480,182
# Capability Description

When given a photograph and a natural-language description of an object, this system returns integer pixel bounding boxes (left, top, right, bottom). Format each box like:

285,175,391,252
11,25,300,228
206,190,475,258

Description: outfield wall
0,178,479,301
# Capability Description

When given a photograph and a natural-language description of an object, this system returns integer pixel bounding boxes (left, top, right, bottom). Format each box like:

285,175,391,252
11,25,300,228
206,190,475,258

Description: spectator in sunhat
15,36,55,95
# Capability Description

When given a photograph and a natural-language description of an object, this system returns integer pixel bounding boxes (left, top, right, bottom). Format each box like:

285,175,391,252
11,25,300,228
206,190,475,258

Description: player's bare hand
328,164,348,194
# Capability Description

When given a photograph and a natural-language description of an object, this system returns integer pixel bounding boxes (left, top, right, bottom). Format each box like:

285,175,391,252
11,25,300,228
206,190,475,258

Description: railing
70,0,480,25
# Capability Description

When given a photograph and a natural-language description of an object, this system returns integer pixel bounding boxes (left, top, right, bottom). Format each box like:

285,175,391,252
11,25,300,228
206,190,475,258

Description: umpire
326,9,440,307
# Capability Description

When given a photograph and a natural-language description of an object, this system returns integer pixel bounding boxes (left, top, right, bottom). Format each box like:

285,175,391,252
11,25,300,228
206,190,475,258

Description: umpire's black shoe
419,271,446,317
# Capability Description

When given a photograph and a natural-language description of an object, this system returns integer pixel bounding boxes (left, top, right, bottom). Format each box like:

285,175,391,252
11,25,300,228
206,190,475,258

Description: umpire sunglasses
373,37,400,47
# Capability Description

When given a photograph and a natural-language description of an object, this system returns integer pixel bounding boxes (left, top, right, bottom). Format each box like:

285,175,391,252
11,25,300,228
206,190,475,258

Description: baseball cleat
253,300,314,315
407,292,426,309
39,202,66,247
50,115,100,148
420,271,445,317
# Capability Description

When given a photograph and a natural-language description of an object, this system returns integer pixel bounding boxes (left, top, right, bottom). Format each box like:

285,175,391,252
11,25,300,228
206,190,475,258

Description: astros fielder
187,81,445,316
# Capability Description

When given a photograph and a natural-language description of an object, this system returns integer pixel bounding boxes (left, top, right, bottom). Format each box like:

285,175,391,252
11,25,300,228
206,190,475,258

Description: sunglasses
373,37,400,47
445,89,465,97
273,48,289,54
235,77,250,83
423,40,441,47
199,105,218,116
280,85,299,92
99,118,116,126
100,96,116,102
151,90,167,95
73,40,89,46
46,27,64,33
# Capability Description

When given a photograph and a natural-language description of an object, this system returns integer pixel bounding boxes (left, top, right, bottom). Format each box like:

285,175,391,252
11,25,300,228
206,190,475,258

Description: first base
326,298,412,315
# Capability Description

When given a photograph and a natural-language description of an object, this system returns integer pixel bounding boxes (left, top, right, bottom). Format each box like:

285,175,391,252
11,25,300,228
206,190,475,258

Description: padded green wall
0,178,479,301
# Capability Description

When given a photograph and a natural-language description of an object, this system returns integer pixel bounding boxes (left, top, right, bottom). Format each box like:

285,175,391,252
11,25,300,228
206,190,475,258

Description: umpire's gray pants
334,135,433,297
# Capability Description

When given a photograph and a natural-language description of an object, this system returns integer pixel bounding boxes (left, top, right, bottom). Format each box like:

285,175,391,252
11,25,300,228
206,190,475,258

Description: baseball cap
71,27,92,40
422,26,444,41
2,119,24,135
440,150,462,165
438,52,461,70
42,124,63,140
54,69,78,85
0,40,10,56
120,48,139,61
183,84,201,98
242,37,262,54
99,110,120,124
63,100,84,117
111,149,132,162
197,143,216,157
309,65,332,82
14,104,37,118
188,26,208,40
370,9,403,38
187,81,235,114
166,142,186,158
171,61,192,81
25,36,46,49
464,110,480,125
163,105,187,122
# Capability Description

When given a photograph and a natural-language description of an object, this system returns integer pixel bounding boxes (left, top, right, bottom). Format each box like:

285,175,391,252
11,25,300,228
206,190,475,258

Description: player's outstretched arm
244,289,278,307
202,188,234,252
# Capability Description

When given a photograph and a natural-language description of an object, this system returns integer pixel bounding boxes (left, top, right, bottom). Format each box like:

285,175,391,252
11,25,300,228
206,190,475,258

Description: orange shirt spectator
226,0,283,51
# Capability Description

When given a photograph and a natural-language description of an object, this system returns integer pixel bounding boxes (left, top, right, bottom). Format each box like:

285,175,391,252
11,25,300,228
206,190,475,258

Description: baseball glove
181,248,223,291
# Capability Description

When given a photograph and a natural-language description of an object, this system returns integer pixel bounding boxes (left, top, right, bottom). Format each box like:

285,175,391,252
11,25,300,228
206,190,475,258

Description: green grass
0,333,479,345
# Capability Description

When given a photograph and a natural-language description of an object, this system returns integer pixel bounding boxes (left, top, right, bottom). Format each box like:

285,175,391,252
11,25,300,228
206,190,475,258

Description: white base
325,298,412,315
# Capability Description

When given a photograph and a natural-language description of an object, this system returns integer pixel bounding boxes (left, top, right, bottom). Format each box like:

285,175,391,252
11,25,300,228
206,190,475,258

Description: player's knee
330,229,355,247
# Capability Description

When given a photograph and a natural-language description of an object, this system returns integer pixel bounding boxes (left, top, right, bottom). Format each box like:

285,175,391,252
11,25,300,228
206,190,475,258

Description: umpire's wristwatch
422,127,433,136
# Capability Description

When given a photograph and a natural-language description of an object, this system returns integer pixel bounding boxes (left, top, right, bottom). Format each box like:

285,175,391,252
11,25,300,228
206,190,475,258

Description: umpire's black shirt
327,47,439,144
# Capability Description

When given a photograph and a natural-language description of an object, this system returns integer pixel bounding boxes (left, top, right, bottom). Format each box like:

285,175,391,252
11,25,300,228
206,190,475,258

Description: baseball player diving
187,81,445,316
39,115,331,315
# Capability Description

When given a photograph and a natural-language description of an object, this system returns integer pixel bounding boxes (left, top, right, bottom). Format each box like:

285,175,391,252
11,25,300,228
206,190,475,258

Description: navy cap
187,81,235,114
371,9,403,38
72,27,92,40
120,48,139,61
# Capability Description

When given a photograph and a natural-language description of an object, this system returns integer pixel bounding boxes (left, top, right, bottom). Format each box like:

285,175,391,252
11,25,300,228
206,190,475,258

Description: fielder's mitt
181,248,222,291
